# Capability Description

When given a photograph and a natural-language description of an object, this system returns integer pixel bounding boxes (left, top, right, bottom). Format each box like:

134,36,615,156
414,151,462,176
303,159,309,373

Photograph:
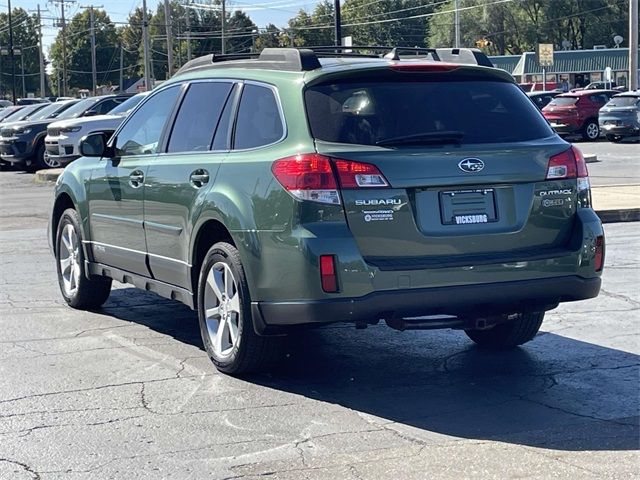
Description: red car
542,89,617,140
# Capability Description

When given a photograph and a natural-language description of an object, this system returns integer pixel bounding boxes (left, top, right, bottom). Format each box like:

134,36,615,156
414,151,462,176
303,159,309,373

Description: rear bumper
252,275,601,329
599,123,640,136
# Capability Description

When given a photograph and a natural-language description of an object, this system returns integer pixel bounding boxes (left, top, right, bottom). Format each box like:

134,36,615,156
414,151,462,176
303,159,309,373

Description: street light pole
80,5,102,96
221,0,226,54
37,5,46,97
334,0,341,47
7,0,17,103
142,0,152,90
630,0,638,90
164,0,173,78
454,0,460,48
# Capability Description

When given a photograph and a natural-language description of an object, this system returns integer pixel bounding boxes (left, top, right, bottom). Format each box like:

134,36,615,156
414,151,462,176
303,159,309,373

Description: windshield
55,98,98,120
606,96,639,107
0,107,22,121
11,104,47,121
548,97,578,107
29,101,75,121
109,94,146,115
305,79,553,145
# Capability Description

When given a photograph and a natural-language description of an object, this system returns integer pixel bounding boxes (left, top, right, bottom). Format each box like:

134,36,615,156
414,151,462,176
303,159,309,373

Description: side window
115,86,180,157
167,82,233,153
211,85,237,151
96,99,118,114
233,84,284,150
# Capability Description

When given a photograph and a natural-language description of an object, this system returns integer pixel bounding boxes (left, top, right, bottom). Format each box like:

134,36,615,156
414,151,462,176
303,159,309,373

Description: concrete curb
596,208,640,224
34,168,63,183
584,154,597,163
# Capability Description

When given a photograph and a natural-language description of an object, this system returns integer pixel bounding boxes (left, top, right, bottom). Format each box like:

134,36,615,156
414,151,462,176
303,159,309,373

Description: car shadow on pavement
104,288,639,452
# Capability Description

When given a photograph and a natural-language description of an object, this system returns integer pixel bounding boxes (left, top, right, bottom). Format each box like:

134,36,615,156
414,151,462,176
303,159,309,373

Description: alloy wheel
586,123,599,139
203,261,241,358
43,153,61,168
59,223,81,297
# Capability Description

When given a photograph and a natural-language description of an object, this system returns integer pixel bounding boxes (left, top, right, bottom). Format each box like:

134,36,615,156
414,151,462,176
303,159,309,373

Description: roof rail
174,46,493,76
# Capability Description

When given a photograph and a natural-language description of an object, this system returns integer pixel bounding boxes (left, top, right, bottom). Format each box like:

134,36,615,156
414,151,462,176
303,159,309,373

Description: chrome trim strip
91,213,143,226
84,240,192,266
144,221,183,236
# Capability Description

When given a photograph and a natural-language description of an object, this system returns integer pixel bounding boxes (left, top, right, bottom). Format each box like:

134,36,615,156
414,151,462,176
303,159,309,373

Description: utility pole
630,0,638,90
50,0,76,96
454,0,460,48
164,0,173,78
20,51,25,98
221,0,226,54
141,0,152,90
29,5,47,97
37,5,46,97
80,5,102,96
186,5,191,61
119,43,123,92
7,0,17,103
334,0,341,47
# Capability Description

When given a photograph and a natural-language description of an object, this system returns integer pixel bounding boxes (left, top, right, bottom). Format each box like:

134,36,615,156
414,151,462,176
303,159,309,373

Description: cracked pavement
0,171,638,479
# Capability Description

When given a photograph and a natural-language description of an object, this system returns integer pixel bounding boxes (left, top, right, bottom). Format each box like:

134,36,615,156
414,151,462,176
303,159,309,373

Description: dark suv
50,47,604,374
0,94,131,170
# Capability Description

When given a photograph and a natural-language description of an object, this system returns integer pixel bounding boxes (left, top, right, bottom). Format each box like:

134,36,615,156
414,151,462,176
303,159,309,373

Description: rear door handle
129,170,145,188
190,169,210,188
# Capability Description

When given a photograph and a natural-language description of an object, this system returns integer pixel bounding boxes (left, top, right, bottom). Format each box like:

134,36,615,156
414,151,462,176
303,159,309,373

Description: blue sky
11,0,320,51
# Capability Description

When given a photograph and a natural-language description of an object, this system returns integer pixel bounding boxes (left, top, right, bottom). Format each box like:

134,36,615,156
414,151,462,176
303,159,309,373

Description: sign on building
536,43,554,67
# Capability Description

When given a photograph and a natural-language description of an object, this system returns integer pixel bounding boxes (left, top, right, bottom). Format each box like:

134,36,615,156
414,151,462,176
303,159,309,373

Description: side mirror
80,132,113,157
84,109,99,117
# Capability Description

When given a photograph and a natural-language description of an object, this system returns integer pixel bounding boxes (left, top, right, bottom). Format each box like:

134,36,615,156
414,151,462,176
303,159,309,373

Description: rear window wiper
376,131,465,146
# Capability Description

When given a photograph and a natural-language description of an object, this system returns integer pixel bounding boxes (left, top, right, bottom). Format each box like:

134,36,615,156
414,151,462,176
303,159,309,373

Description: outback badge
458,158,485,173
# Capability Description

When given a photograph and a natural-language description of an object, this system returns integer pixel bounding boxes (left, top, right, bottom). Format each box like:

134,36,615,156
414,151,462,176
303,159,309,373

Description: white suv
45,93,148,166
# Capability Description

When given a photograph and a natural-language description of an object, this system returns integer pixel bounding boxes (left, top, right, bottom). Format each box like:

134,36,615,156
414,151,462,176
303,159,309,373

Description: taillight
271,154,389,204
319,254,338,293
334,160,389,188
594,235,604,271
546,146,589,179
271,154,340,205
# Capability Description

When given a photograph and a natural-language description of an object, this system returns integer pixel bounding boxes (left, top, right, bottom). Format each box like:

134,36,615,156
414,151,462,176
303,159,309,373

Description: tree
342,0,430,47
428,0,630,55
286,1,334,47
0,8,42,98
49,9,119,93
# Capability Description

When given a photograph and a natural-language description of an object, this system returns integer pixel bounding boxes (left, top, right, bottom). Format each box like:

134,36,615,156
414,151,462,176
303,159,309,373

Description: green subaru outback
50,47,604,374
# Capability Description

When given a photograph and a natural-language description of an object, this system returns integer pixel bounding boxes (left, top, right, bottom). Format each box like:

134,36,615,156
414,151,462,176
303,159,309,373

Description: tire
197,242,280,375
581,120,600,141
35,142,60,170
464,312,544,348
55,208,112,309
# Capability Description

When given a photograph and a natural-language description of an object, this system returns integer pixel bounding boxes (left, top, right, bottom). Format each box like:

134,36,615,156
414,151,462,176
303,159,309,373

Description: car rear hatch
302,66,586,268
543,96,580,122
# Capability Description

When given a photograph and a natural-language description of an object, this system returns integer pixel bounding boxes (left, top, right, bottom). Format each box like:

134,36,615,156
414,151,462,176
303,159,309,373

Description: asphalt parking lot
0,166,638,479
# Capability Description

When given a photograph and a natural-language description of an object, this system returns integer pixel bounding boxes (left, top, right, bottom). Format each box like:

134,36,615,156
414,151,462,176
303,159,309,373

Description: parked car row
0,93,142,171
528,89,639,142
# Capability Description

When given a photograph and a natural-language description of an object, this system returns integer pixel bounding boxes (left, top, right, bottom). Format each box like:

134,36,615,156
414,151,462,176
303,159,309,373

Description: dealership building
490,48,640,89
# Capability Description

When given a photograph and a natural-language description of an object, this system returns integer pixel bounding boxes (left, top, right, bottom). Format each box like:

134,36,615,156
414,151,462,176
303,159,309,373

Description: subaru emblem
458,158,485,173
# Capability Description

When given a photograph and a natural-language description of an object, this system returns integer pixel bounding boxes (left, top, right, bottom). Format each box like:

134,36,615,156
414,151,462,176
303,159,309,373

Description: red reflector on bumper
320,255,338,293
594,236,604,272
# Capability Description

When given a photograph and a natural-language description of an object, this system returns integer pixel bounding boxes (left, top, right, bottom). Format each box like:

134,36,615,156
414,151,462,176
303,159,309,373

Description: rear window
606,96,639,107
305,80,554,145
548,97,578,107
